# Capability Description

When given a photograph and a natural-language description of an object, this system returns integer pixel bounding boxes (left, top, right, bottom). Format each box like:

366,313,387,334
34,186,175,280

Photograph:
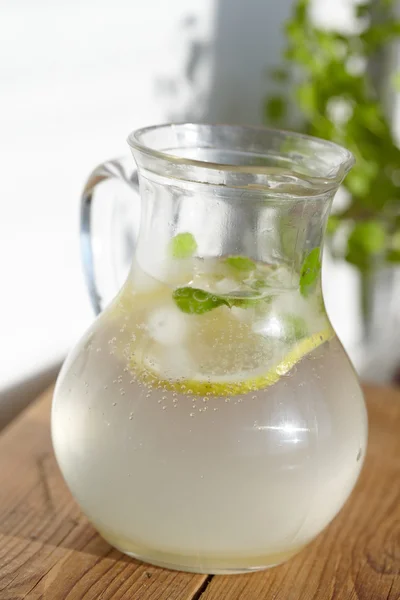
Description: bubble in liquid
189,412,195,417
252,395,257,400
162,406,167,411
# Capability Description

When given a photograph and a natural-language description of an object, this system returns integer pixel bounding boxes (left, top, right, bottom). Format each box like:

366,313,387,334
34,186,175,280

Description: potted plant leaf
265,0,400,383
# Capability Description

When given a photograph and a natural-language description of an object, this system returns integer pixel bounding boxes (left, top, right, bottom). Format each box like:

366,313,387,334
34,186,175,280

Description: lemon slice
132,327,334,397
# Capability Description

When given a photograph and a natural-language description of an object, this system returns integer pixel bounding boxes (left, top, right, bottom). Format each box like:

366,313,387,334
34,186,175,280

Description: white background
0,0,364,421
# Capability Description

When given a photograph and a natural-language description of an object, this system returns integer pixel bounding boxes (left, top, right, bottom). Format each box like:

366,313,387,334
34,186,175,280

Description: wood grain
0,388,207,600
0,385,398,600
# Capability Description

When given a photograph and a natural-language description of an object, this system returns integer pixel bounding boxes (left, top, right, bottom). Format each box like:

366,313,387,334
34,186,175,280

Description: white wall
0,0,215,392
1,0,364,414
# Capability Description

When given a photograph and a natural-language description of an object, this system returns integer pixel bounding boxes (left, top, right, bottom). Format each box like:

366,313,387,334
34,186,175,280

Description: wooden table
0,385,399,600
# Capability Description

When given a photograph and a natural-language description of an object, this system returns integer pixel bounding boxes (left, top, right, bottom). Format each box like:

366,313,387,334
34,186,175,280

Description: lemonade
52,241,367,573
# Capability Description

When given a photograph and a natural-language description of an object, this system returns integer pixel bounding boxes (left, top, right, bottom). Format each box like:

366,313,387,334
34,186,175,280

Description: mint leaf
173,286,268,315
300,247,321,297
225,256,256,272
250,279,267,291
169,232,197,259
173,287,229,314
281,314,308,340
231,297,261,309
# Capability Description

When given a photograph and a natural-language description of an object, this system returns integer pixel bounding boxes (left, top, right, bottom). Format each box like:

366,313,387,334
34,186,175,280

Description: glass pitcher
52,124,367,574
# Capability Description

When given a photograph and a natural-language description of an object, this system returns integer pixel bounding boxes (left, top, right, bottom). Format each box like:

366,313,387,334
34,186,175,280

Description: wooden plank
200,385,400,600
0,385,399,599
0,387,207,600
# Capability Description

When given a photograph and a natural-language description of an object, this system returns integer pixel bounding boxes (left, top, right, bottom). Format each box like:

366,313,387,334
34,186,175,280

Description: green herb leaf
264,0,400,274
387,249,400,263
264,96,287,122
387,230,400,263
169,232,197,259
281,314,308,340
231,296,268,309
300,247,321,297
250,279,267,291
172,287,230,315
349,221,386,254
391,72,400,92
225,256,256,272
173,286,268,315
346,221,387,270
326,215,341,236
270,67,289,83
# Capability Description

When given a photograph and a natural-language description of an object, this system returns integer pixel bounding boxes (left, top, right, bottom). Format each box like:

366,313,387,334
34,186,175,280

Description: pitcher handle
80,157,140,315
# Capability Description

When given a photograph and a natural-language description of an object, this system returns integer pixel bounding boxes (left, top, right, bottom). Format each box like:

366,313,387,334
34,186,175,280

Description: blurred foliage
265,0,400,273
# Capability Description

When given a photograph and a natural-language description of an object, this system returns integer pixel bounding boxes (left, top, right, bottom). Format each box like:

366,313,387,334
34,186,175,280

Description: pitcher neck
133,171,333,288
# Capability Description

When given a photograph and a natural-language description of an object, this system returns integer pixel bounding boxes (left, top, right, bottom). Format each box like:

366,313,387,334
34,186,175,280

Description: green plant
265,0,400,273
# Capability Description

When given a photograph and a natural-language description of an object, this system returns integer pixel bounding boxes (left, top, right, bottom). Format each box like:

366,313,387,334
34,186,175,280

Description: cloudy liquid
52,258,367,573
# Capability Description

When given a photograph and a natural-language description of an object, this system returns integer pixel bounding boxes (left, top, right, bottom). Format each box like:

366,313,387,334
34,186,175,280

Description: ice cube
231,305,254,323
165,257,194,285
214,278,239,294
147,306,190,345
265,266,297,290
253,315,284,338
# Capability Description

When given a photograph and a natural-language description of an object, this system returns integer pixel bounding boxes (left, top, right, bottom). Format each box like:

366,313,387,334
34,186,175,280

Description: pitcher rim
127,122,354,182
